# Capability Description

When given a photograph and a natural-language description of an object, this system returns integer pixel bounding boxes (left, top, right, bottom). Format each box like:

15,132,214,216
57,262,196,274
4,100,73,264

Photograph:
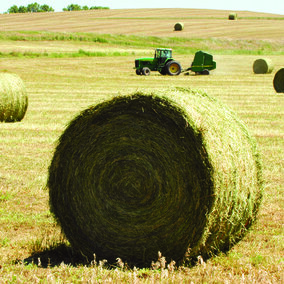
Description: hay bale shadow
21,244,88,268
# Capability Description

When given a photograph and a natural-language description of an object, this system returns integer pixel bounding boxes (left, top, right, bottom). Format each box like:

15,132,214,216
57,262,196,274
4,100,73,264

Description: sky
0,0,283,15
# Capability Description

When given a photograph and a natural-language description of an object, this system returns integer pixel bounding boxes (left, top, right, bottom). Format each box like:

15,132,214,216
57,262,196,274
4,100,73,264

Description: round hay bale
273,68,284,93
228,13,237,20
47,88,263,267
253,58,274,74
174,22,184,31
0,73,28,122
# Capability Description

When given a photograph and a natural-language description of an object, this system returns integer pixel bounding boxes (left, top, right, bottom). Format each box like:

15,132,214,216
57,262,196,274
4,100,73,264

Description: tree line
6,3,109,13
62,4,109,11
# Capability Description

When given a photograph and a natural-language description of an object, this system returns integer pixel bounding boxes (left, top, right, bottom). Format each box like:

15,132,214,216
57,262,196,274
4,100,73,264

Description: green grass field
0,8,283,283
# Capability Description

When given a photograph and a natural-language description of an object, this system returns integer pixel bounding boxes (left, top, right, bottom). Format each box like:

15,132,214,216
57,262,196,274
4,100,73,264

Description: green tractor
134,48,216,76
134,48,182,76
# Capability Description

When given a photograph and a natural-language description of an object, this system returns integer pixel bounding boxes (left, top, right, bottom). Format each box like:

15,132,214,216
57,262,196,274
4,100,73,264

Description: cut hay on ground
0,73,28,122
47,88,263,267
174,22,184,31
253,58,274,74
273,68,284,93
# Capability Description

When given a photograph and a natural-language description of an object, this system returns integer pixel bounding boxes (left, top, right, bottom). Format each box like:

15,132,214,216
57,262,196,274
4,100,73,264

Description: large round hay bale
174,22,184,31
253,58,274,74
228,13,237,20
273,68,284,93
0,73,28,122
47,88,263,267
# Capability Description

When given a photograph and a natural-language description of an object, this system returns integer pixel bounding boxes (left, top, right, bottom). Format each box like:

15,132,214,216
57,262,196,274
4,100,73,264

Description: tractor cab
155,48,173,64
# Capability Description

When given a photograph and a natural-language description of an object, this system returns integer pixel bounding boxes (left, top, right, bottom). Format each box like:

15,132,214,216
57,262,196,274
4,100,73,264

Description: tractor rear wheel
166,61,181,76
142,67,151,76
136,69,142,75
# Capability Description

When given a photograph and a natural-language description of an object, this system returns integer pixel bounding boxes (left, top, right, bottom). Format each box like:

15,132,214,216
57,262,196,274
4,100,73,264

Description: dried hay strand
47,88,263,267
0,73,28,122
273,68,284,93
253,58,274,74
174,22,184,31
228,13,237,20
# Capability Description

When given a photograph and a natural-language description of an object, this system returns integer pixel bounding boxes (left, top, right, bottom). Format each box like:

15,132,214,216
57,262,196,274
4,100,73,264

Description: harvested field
0,9,283,40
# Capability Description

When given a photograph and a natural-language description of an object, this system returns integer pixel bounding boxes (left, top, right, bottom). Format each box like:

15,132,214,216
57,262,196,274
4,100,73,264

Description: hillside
0,8,283,40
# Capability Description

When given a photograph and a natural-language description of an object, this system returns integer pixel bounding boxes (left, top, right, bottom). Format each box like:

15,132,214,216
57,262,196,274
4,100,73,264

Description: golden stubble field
0,8,283,283
0,8,284,39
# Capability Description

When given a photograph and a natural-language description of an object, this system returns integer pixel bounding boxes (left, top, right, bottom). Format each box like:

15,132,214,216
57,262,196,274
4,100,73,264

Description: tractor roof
156,48,172,51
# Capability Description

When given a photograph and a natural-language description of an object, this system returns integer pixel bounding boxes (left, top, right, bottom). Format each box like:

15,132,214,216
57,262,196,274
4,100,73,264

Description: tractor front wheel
166,61,181,76
142,67,151,76
136,69,142,75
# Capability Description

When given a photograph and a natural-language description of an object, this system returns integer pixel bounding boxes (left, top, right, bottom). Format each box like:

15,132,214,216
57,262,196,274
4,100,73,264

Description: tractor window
156,49,172,59
161,50,171,58
155,50,160,58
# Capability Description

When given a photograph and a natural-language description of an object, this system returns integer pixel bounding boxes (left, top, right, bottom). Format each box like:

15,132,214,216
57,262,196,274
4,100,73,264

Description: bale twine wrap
0,73,28,122
253,58,274,74
273,68,284,93
48,88,263,266
174,22,184,31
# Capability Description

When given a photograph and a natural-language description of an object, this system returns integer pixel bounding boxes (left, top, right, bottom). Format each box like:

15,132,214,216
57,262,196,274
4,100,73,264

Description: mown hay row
253,58,274,74
174,22,184,31
0,73,28,122
273,68,284,93
47,88,263,267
